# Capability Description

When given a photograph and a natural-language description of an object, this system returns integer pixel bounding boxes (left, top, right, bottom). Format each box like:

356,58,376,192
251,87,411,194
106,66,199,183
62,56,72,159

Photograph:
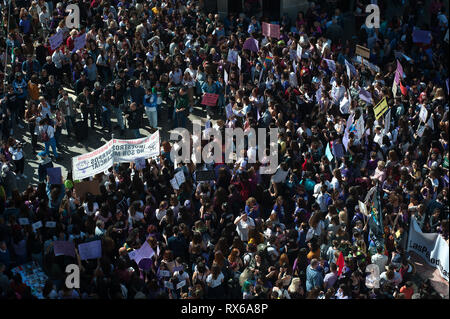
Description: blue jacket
306,265,324,291
144,93,158,108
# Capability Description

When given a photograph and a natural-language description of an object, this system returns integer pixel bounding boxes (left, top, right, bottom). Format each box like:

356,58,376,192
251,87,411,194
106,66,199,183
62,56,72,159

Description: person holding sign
201,76,218,119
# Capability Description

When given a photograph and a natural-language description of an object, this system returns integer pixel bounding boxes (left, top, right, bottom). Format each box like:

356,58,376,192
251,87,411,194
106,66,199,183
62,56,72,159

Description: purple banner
54,241,76,258
78,240,102,260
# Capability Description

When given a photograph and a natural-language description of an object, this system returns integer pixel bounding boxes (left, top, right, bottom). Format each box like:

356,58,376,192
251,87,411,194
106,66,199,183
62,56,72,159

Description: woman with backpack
38,118,59,160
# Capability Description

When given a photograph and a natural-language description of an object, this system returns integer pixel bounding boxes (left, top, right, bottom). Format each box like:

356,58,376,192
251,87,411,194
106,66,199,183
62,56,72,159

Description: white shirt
206,272,224,288
156,209,167,221
371,254,388,273
234,216,255,242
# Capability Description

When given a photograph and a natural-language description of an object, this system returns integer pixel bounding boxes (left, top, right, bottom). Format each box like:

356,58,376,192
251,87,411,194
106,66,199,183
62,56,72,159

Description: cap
64,180,74,189
184,200,191,208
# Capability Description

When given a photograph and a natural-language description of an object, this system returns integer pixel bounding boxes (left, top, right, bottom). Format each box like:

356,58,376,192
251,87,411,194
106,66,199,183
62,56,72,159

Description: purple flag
128,241,155,270
54,241,76,258
243,38,259,53
412,29,432,44
78,240,102,260
359,89,372,104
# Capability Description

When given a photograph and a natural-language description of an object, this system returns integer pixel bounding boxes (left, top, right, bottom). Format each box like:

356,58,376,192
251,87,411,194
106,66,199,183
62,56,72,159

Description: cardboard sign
355,45,370,59
47,167,62,184
201,93,219,106
262,22,280,39
73,180,101,201
78,240,102,260
54,241,76,258
196,170,215,182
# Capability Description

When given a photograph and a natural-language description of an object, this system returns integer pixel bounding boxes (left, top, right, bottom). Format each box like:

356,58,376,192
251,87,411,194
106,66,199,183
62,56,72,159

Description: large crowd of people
0,0,448,300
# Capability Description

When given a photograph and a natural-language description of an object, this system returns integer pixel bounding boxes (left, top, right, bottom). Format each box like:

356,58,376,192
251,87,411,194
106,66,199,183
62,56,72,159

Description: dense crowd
0,0,448,299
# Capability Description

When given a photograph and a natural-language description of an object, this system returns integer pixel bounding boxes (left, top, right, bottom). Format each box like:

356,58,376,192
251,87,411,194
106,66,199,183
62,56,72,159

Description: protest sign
164,281,174,289
419,106,428,123
237,54,242,70
354,56,380,73
170,170,186,190
201,93,219,106
78,240,102,260
72,139,115,181
412,29,432,44
72,33,86,53
47,167,62,184
49,31,63,50
134,157,146,170
158,270,171,278
384,109,391,134
45,221,56,228
243,38,259,52
262,22,280,39
224,69,228,85
324,59,336,73
225,103,233,119
196,170,216,182
345,59,357,79
72,131,160,180
53,241,76,258
227,49,238,63
355,44,370,59
128,241,155,270
18,218,29,225
113,130,160,163
407,218,449,281
297,44,302,61
373,97,388,120
358,200,369,216
73,180,101,201
325,143,333,161
32,221,43,232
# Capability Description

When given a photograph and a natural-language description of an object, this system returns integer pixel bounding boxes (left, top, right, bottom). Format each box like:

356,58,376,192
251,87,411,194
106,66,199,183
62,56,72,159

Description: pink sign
262,22,280,39
201,93,219,106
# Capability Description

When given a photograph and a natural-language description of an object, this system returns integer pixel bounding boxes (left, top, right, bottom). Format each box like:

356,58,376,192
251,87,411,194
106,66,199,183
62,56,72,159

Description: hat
64,180,74,189
184,200,191,208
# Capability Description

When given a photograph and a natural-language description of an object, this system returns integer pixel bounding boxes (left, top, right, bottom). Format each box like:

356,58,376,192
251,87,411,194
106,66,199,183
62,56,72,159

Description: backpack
40,127,50,142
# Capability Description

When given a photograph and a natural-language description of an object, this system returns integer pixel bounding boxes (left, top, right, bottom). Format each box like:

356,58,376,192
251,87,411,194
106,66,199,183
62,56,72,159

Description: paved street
13,96,215,191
